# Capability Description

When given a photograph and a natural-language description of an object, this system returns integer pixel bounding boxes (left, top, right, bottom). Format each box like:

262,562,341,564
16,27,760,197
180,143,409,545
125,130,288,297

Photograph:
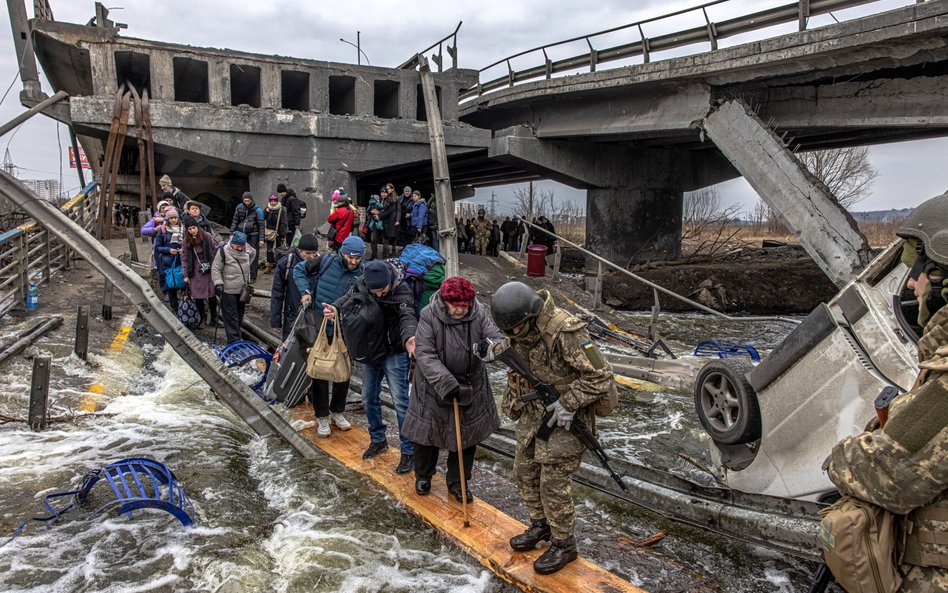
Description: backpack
399,243,445,278
818,496,902,593
338,288,387,365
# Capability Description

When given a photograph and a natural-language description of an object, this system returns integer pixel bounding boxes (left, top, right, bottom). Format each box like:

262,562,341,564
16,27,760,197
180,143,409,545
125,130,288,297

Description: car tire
693,358,761,445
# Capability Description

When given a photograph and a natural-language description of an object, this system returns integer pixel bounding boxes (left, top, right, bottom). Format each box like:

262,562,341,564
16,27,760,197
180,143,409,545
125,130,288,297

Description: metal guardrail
399,21,462,71
514,217,800,326
460,0,909,101
0,182,99,318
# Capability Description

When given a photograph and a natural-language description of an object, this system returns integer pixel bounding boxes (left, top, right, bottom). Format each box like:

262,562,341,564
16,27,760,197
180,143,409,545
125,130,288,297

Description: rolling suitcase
264,311,312,407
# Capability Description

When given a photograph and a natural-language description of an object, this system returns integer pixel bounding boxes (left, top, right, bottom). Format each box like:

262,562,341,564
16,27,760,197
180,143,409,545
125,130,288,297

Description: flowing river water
0,309,824,593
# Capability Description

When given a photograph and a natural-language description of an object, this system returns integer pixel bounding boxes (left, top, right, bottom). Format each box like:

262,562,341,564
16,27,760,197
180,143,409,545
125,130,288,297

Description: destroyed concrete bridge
12,0,948,286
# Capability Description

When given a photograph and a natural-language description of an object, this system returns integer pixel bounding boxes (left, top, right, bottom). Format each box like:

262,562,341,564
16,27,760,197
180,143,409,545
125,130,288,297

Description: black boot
533,536,578,575
362,440,389,459
395,454,414,474
448,483,473,503
509,519,551,552
415,478,431,496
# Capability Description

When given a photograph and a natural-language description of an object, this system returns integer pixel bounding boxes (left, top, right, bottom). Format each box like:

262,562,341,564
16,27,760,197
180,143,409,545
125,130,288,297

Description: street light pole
339,32,370,66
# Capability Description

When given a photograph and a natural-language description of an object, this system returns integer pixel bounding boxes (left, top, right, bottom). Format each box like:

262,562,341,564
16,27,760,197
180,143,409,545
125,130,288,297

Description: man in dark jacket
324,259,417,473
277,183,304,236
377,186,400,258
230,191,265,282
159,174,189,211
426,194,440,253
269,233,319,341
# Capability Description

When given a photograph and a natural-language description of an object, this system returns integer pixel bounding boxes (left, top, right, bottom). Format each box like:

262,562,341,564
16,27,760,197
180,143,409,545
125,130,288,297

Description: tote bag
305,306,352,382
164,255,186,289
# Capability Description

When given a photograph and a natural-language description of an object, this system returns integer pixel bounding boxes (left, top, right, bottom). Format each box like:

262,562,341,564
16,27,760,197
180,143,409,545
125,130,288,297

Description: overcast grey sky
0,0,944,215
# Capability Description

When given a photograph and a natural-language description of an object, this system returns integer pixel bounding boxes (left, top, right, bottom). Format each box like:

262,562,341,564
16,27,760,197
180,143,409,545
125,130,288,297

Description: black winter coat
230,203,264,237
333,263,417,361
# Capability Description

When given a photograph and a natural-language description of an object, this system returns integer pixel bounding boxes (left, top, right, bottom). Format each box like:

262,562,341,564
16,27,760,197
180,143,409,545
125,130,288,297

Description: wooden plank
288,404,646,593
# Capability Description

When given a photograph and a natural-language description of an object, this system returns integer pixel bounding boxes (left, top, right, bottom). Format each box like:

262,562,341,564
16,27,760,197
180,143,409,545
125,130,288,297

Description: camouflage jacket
824,306,948,582
472,217,492,239
501,290,614,463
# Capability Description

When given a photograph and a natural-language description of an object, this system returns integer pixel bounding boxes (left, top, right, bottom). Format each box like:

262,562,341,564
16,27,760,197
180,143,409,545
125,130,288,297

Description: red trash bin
527,244,547,277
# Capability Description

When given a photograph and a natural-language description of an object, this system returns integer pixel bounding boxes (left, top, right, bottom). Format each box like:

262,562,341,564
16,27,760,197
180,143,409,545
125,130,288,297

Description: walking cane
452,397,470,528
212,297,220,345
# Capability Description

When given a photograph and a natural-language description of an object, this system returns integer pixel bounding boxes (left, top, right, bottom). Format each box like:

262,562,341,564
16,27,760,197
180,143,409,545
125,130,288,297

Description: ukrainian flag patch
582,341,594,349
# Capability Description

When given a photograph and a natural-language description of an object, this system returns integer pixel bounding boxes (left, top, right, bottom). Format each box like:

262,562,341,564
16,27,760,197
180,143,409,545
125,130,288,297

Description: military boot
509,519,551,552
533,536,578,575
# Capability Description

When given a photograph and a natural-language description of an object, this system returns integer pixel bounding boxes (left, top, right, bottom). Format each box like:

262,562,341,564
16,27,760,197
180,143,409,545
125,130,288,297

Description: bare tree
681,187,742,259
797,146,878,208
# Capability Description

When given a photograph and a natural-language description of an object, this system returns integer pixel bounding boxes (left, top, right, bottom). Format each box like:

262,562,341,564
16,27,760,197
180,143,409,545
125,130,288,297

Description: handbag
264,208,283,242
163,255,186,289
227,247,254,303
326,223,338,243
305,306,352,382
177,289,201,328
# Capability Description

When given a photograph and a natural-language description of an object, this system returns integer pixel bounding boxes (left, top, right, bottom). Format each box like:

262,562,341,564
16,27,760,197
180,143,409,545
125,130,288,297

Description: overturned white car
694,238,921,501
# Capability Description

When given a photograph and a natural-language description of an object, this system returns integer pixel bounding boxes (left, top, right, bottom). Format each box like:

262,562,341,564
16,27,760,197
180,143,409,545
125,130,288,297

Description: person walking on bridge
182,216,218,329
230,191,265,282
269,232,319,341
295,236,365,437
323,259,417,473
402,276,503,501
211,231,255,344
490,281,616,575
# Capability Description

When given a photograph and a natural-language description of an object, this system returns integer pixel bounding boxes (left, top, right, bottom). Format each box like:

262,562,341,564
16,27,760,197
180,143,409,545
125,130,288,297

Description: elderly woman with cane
401,276,504,507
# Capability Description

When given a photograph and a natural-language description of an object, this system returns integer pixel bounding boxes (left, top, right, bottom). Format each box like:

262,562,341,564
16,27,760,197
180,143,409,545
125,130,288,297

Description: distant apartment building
20,179,61,201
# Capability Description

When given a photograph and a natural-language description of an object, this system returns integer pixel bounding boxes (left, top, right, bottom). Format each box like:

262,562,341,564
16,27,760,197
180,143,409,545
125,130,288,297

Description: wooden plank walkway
288,404,646,593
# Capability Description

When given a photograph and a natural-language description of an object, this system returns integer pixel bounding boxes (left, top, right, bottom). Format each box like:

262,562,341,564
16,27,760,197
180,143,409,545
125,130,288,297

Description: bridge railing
0,182,99,318
460,0,905,101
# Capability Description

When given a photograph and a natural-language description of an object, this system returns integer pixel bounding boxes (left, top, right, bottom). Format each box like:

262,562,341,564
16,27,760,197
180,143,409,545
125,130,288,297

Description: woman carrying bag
154,209,186,313
181,216,218,329
401,276,505,502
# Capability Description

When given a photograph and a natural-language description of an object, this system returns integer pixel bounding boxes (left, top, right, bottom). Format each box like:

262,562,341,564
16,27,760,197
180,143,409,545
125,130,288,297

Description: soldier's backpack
818,496,901,593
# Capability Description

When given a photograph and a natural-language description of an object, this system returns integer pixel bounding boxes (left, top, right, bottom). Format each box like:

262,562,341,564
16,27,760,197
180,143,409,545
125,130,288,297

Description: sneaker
329,412,351,431
395,454,414,475
316,417,331,438
362,440,389,459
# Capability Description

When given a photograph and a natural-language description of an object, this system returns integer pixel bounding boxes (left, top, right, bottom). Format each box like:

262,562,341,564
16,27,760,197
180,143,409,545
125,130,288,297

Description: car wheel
694,359,761,445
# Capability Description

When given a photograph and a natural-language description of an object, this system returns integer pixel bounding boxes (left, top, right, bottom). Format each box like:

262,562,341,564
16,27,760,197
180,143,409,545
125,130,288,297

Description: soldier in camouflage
824,192,948,592
489,281,614,574
472,209,492,256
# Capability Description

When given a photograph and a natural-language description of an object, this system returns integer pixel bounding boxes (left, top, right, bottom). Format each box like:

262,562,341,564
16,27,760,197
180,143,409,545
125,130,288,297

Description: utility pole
418,55,458,278
527,181,534,220
488,191,498,219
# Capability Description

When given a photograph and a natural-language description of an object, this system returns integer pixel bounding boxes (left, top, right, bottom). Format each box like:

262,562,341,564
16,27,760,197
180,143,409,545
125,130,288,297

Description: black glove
445,386,461,401
215,285,223,298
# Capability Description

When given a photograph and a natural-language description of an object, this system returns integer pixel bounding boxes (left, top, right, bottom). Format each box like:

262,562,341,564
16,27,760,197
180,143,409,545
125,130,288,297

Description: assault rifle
484,341,628,491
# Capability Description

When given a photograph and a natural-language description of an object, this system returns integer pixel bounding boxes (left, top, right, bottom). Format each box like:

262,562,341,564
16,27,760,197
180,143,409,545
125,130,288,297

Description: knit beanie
182,216,200,229
277,183,288,193
340,236,366,257
363,261,391,290
230,231,247,245
297,233,319,252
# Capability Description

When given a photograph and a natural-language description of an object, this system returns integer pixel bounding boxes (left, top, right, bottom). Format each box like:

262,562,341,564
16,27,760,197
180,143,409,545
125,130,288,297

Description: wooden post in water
75,305,89,360
28,356,50,431
102,278,114,321
418,55,458,278
126,228,139,262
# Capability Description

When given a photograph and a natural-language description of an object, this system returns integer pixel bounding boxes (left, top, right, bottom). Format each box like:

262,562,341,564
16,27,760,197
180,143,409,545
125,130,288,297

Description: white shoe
316,417,331,438
330,412,351,431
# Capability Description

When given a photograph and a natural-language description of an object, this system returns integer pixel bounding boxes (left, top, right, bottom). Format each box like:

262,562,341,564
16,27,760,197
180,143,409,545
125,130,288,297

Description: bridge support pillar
586,186,682,267
249,169,355,229
703,99,872,287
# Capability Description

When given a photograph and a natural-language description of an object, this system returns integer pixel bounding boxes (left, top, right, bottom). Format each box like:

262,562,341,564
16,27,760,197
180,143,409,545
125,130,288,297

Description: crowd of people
135,177,947,585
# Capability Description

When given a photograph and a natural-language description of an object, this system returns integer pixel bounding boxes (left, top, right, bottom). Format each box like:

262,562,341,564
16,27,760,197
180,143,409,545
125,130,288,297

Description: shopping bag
305,306,352,382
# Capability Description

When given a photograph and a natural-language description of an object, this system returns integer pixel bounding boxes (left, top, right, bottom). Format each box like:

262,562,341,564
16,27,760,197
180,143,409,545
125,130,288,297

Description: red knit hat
440,276,476,306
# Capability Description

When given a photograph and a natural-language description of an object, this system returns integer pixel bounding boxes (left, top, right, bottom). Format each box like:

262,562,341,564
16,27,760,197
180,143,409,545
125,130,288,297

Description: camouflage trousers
475,236,488,256
513,439,583,540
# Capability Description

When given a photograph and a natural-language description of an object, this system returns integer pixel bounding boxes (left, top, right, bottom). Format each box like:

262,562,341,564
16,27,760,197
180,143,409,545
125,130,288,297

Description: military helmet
490,281,542,331
896,192,948,266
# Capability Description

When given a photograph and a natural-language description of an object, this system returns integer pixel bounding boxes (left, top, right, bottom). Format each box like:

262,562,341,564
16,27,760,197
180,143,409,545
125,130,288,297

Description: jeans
361,353,412,455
